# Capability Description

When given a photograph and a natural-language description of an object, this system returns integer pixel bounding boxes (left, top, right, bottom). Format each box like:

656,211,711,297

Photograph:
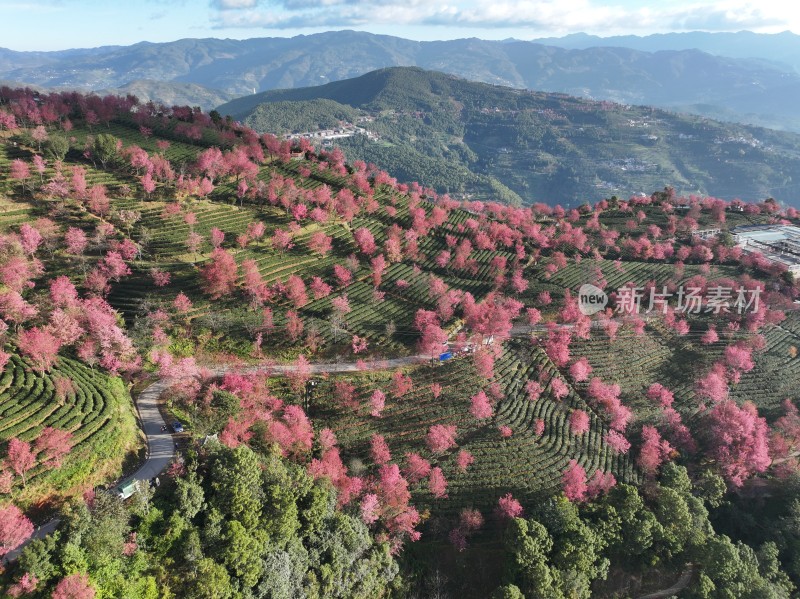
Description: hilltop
219,66,800,207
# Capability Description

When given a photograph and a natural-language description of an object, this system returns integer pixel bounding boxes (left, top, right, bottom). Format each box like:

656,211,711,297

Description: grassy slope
6,112,800,566
0,142,144,511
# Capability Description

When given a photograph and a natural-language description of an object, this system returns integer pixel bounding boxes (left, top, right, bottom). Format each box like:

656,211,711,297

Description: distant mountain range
3,31,800,130
0,77,237,113
218,66,800,207
531,31,800,72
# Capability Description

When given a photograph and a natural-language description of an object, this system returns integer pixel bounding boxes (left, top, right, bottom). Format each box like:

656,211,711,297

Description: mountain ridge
4,30,800,131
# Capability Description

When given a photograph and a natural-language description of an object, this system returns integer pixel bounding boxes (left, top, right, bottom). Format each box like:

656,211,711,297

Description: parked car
116,479,139,500
171,421,184,433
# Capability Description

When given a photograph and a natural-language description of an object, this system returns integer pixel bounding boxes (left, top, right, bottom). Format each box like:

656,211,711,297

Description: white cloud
208,0,800,34
211,0,260,8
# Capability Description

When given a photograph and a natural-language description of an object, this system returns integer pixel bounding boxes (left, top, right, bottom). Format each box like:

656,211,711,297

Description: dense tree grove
498,465,795,599
4,443,399,598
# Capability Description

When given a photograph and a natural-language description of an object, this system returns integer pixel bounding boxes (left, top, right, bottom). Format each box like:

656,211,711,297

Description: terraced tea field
310,344,637,514
0,355,139,506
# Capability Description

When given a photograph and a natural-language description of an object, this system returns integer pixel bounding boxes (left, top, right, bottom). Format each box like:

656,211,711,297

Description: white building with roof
733,225,800,276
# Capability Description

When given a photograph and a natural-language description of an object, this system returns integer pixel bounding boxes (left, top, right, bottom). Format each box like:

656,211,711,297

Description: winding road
2,354,426,563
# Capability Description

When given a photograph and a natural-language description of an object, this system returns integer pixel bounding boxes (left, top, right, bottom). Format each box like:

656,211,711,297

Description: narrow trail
636,566,695,599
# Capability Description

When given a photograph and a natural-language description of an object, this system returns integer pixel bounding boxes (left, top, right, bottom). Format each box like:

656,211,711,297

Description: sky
1,0,799,51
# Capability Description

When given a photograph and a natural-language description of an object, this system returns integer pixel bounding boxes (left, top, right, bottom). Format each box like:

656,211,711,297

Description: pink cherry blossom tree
638,425,673,475
470,390,493,420
369,389,386,417
456,450,474,472
52,573,96,599
701,326,719,345
173,292,193,314
544,328,571,367
495,493,524,520
17,327,61,373
428,467,448,498
525,380,542,402
724,344,754,373
309,277,332,300
646,383,674,408
473,350,495,379
569,357,592,382
550,377,569,400
351,335,368,354
706,400,771,487
9,159,31,194
6,572,38,597
353,227,377,255
64,227,88,256
0,504,33,557
271,229,294,254
403,453,432,483
333,264,352,288
210,227,225,248
413,309,447,358
391,371,413,398
426,424,457,454
586,470,617,499
569,410,590,435
695,363,729,403
370,434,392,465
199,248,238,299
7,438,35,487
562,459,588,502
308,230,333,257
360,493,380,525
284,275,308,308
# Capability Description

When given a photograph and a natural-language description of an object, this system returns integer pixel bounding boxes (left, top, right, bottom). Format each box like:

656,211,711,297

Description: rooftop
733,225,800,272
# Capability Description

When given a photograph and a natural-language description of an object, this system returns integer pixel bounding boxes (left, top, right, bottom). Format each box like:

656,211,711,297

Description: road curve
127,378,178,484
2,354,427,563
2,378,178,564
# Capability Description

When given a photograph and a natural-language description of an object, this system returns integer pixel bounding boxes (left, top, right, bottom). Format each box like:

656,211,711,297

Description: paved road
2,354,428,563
124,378,177,484
2,378,178,564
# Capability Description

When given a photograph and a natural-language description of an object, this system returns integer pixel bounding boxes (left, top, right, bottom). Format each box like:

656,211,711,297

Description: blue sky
1,0,797,51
